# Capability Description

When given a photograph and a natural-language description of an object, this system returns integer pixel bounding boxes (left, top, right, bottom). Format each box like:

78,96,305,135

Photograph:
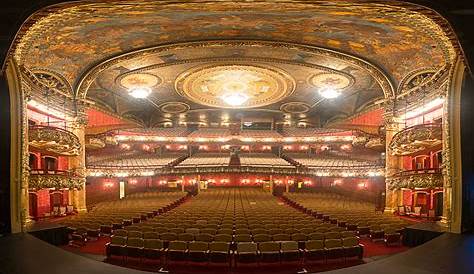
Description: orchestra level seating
62,188,412,269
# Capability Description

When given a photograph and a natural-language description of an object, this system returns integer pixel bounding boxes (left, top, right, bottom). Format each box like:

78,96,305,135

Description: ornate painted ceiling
12,0,459,128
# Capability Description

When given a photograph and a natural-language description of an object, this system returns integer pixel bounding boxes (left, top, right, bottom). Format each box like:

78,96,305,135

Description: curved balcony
29,125,81,156
389,123,442,156
29,169,85,190
387,168,443,190
87,165,385,178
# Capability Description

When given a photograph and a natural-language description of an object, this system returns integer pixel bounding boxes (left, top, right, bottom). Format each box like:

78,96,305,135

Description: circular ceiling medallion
118,73,162,90
280,102,311,114
175,63,296,109
159,102,190,114
308,72,354,90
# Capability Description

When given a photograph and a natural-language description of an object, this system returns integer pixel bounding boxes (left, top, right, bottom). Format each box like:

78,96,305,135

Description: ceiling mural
82,40,386,126
14,0,457,88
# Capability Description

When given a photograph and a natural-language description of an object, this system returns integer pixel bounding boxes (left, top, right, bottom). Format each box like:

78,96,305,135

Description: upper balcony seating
286,154,377,168
176,153,230,167
239,153,294,168
188,128,231,138
87,154,186,169
239,130,282,139
281,127,348,137
124,127,191,137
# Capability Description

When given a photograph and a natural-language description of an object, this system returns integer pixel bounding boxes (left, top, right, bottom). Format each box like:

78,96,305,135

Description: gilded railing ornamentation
29,125,81,156
29,169,85,189
389,123,442,156
387,168,443,190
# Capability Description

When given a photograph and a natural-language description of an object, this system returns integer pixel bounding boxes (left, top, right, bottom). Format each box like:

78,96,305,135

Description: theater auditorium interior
1,1,474,274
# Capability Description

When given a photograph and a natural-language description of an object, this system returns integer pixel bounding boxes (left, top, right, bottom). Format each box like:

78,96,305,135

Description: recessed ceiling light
319,88,341,99
128,87,152,99
221,92,249,106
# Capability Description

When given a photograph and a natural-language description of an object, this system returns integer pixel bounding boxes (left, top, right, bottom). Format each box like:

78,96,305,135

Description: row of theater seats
176,153,230,167
286,154,377,168
104,188,366,266
239,153,294,167
123,127,192,137
239,130,282,138
62,192,188,245
88,154,185,168
188,128,231,138
281,127,348,137
282,192,409,246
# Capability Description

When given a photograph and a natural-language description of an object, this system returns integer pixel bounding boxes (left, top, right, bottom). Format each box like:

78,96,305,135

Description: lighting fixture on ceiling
221,92,249,106
319,87,341,99
128,87,152,99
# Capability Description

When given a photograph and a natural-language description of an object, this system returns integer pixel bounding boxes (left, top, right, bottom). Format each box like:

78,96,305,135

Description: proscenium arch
74,40,396,101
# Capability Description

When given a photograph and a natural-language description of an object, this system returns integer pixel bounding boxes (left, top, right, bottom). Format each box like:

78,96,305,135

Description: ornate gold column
384,114,403,213
69,117,87,213
6,58,32,232
440,57,465,233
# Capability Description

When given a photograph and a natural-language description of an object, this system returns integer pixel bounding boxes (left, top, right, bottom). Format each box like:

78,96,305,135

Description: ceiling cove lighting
221,92,249,106
319,87,341,99
128,87,152,99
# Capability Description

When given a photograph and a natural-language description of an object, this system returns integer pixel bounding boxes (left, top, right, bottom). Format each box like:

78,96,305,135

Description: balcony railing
389,123,442,156
29,169,85,190
387,168,443,190
87,165,385,178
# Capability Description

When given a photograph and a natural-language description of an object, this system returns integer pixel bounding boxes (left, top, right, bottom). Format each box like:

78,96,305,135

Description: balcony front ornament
387,173,443,190
389,123,442,156
29,125,81,156
85,137,106,149
29,174,85,190
365,137,385,150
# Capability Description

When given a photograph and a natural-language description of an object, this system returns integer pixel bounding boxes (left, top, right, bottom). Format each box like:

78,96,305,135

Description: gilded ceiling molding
75,40,396,100
396,66,449,98
6,0,463,74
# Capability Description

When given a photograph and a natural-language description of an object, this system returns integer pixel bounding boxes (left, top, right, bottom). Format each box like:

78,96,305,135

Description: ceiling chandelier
128,87,152,99
221,92,249,106
319,87,341,99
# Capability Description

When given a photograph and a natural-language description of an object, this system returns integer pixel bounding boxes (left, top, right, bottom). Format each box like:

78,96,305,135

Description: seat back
308,232,324,240
178,233,194,241
144,239,164,249
281,241,298,251
305,240,323,250
291,233,307,241
160,232,178,241
128,231,142,238
324,239,342,248
143,232,159,239
254,234,272,242
168,241,187,251
113,229,128,237
214,234,233,242
209,241,230,252
342,237,359,248
188,241,208,251
259,241,280,252
234,234,252,242
237,242,257,253
127,237,144,247
272,233,290,241
110,235,127,245
324,232,341,239
195,233,213,242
